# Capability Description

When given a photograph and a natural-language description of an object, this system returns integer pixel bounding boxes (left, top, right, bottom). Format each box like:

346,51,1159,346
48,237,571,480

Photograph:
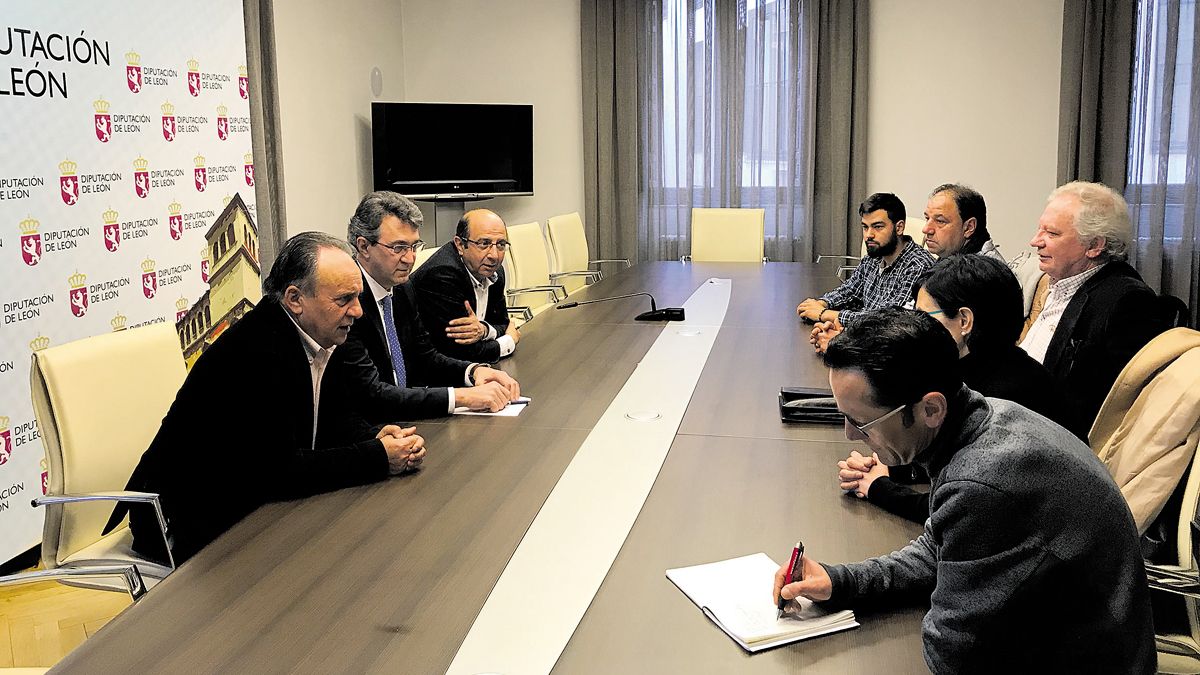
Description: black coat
409,241,510,362
112,298,389,563
332,273,473,422
1042,260,1164,439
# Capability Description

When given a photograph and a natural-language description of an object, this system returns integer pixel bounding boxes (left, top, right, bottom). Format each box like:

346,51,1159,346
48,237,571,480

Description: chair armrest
507,285,567,303
1146,564,1200,599
34,490,161,506
816,254,860,264
507,306,534,322
34,491,176,570
836,265,856,279
0,564,147,601
549,270,602,284
589,258,631,269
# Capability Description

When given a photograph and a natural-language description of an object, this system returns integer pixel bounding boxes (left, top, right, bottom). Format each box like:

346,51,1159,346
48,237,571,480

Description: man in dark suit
110,232,427,564
1019,181,1166,439
410,209,520,362
337,191,520,421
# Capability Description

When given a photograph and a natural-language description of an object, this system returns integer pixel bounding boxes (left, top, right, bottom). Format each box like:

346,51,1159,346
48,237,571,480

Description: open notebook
666,553,858,652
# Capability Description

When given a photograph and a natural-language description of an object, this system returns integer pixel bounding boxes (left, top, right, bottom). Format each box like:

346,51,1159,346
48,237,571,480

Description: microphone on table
556,292,685,322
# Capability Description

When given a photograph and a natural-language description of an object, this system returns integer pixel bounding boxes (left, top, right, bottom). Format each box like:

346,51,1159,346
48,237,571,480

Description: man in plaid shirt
798,193,935,334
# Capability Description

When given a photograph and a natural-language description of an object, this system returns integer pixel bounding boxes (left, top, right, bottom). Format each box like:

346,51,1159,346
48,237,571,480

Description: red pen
777,540,805,618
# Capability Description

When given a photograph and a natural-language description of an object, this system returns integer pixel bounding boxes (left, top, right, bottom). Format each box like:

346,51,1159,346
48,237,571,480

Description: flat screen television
372,102,533,200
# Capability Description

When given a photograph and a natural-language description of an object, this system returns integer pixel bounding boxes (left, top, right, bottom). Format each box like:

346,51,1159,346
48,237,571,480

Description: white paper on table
453,396,531,416
667,552,858,652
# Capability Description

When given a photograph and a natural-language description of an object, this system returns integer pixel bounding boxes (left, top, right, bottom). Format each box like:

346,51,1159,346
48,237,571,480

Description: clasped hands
838,450,889,498
377,425,426,475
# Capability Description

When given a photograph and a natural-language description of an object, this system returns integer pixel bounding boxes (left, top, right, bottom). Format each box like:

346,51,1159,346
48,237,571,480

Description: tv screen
372,102,533,200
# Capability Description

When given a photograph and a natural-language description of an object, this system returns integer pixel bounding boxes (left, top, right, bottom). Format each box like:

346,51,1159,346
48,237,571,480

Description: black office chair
1158,294,1192,329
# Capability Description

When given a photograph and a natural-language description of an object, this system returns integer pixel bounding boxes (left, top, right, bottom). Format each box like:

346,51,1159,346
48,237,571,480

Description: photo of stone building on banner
175,192,260,368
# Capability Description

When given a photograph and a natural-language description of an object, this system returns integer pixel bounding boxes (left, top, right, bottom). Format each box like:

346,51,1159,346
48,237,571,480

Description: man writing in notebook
773,308,1154,673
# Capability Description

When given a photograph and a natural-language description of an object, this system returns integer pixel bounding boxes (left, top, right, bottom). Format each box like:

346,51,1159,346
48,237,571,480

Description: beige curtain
1057,0,1137,187
582,0,867,263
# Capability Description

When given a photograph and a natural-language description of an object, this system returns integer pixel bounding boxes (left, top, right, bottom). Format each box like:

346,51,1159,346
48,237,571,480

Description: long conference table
54,262,927,674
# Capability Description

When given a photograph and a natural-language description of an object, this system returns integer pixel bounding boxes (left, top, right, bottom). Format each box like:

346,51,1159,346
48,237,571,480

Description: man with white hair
1020,181,1166,439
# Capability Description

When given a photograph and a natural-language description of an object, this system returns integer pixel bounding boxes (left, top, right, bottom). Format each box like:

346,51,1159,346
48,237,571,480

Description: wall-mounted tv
372,102,533,201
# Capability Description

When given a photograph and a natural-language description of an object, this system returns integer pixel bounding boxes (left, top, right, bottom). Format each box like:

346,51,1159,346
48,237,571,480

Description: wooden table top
54,262,926,674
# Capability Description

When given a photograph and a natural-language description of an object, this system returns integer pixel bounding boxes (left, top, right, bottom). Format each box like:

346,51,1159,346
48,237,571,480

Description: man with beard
797,193,935,331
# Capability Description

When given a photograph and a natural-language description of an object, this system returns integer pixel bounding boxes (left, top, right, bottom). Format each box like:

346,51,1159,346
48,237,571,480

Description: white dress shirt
360,264,466,413
283,310,336,449
465,263,516,357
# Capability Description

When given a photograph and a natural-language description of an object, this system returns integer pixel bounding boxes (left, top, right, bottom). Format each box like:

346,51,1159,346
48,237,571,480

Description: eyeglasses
924,309,946,317
372,239,425,255
460,237,511,252
845,403,908,436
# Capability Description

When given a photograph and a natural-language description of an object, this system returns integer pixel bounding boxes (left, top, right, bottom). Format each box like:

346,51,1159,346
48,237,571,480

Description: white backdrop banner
0,2,255,562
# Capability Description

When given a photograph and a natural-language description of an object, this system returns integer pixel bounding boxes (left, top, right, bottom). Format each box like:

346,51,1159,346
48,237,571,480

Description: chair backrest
1008,250,1047,318
690,208,765,262
1090,328,1200,532
506,221,553,288
1159,294,1192,329
547,212,590,294
412,246,437,272
31,322,187,562
904,217,927,248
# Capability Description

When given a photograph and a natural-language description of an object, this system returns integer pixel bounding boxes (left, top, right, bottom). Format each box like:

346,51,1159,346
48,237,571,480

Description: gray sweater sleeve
827,477,1043,673
821,523,938,608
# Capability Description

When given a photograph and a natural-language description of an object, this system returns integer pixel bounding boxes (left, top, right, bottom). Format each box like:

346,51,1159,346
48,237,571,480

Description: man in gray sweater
774,307,1154,673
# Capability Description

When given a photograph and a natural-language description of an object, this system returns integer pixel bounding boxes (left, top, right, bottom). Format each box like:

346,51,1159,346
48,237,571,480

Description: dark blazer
409,242,510,362
334,272,473,422
109,298,389,563
1042,260,1164,439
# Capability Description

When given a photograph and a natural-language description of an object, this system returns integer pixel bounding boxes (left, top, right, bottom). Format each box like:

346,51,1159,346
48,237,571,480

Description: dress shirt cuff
484,322,498,340
497,334,516,357
446,388,456,413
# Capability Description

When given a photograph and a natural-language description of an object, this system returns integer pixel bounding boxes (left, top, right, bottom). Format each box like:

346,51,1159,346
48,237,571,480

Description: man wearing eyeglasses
335,191,520,419
409,209,520,362
774,307,1153,673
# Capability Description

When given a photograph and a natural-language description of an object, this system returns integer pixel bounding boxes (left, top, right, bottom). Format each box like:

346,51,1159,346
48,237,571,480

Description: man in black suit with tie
336,191,520,421
410,208,521,362
113,232,427,563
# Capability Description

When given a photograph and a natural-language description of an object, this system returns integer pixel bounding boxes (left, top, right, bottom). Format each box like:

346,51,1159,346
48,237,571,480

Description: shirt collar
282,307,336,364
359,262,392,303
1049,261,1107,291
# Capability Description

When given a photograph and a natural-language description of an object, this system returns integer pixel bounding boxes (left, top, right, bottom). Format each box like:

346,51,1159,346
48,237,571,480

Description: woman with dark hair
838,254,1064,523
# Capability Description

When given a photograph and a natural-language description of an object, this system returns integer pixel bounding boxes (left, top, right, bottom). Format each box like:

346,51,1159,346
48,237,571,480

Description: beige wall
273,0,407,238
272,0,1062,259
399,0,586,242
865,0,1064,259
